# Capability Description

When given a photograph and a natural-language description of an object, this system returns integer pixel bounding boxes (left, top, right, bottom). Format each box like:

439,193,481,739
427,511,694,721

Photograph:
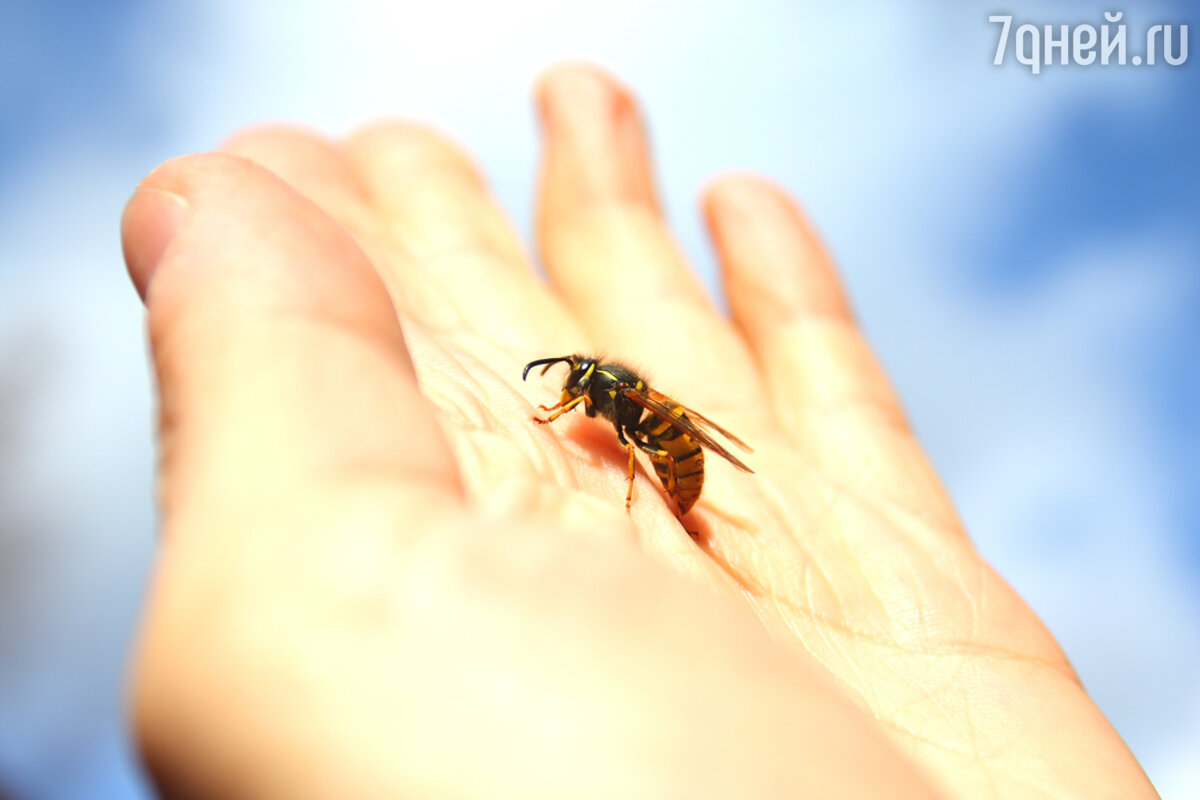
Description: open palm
123,66,1155,799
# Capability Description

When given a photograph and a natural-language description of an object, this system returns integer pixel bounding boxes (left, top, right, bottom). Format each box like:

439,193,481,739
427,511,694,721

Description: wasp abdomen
641,406,705,516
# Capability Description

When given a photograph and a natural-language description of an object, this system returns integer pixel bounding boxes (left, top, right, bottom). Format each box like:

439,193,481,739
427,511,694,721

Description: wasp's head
561,357,597,398
523,354,597,400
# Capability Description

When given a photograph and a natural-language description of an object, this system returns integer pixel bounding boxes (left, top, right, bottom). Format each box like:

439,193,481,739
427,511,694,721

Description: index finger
535,66,763,418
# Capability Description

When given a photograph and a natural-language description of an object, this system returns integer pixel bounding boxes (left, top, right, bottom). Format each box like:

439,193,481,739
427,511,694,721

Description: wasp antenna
522,356,575,381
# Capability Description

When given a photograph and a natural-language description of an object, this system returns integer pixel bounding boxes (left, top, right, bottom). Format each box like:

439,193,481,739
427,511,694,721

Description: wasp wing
620,387,755,473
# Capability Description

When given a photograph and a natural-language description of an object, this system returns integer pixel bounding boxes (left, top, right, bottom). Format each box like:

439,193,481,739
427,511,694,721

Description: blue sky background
1,2,1197,798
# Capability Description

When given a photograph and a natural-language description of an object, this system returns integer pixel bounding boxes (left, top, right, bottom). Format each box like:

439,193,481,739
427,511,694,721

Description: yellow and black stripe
641,405,705,516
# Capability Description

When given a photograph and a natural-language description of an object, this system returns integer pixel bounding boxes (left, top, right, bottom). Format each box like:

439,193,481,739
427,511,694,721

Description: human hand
121,65,1156,799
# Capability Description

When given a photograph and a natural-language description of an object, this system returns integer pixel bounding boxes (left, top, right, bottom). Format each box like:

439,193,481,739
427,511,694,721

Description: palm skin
121,65,1156,799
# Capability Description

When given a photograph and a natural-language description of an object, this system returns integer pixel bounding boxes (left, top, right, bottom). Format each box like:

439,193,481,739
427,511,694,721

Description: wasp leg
623,443,637,510
535,396,569,413
628,430,695,532
533,394,586,424
625,427,676,509
612,426,638,511
662,453,680,504
628,429,668,459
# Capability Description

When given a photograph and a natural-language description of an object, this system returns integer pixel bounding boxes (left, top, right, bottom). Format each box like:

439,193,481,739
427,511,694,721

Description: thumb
121,153,461,535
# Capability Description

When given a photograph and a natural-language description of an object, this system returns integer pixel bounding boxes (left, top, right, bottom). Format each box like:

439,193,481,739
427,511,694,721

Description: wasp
523,355,753,522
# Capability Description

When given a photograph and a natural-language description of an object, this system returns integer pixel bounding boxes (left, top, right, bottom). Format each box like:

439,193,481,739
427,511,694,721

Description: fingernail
538,66,652,206
708,178,791,229
121,187,190,301
538,67,623,145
